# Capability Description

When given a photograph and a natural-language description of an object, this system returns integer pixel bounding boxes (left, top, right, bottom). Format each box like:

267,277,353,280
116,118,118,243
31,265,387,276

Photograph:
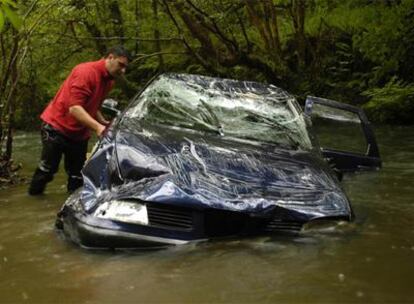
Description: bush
362,76,414,124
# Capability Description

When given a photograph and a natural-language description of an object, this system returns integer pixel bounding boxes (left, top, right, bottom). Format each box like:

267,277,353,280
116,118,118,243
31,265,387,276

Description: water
1,126,413,303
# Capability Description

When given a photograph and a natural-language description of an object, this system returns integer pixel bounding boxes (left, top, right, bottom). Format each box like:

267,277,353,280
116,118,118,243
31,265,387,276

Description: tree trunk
109,0,125,44
135,0,140,54
245,0,282,59
291,0,307,68
5,45,18,161
152,0,164,70
70,0,107,54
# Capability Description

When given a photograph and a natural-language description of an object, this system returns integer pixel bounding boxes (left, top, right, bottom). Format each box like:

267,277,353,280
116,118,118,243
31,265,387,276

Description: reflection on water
1,126,414,303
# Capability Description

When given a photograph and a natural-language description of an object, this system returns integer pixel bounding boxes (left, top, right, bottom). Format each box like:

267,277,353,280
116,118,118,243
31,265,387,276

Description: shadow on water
1,126,414,303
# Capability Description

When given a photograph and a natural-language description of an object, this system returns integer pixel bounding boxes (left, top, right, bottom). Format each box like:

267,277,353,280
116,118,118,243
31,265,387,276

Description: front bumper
56,194,352,250
56,204,205,249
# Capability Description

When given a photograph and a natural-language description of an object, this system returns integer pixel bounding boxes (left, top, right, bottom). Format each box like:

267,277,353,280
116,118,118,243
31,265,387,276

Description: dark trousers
28,124,88,195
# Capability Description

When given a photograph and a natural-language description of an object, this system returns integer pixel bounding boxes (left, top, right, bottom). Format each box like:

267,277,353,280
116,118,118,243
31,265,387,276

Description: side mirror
102,98,120,118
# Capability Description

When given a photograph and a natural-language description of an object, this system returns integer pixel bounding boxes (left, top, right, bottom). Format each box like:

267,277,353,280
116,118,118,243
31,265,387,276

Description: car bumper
56,196,352,250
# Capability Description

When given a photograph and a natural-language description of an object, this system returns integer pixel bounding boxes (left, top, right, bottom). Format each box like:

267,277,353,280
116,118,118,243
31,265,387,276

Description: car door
305,96,381,172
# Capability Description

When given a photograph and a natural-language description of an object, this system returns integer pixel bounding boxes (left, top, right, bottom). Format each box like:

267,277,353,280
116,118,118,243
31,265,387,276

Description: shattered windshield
125,74,312,150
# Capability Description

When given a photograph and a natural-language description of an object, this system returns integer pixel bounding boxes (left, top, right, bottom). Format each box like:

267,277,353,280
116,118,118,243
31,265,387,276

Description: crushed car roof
124,74,313,151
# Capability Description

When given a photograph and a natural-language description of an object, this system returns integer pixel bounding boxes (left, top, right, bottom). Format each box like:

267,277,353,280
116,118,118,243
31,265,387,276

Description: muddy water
0,126,413,303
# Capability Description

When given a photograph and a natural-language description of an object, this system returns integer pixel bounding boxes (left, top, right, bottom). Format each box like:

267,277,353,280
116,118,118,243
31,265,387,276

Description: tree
0,0,59,184
0,0,23,183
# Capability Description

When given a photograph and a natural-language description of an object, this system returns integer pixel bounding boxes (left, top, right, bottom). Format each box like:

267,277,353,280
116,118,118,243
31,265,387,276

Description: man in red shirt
29,46,131,195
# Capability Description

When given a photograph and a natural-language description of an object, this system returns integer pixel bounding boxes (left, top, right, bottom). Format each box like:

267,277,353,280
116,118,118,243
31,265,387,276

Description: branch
1,0,59,101
236,9,252,52
23,0,40,19
67,21,85,48
184,0,238,52
131,51,188,63
40,33,184,42
0,31,19,105
0,34,6,88
25,0,61,37
160,1,197,57
39,46,84,74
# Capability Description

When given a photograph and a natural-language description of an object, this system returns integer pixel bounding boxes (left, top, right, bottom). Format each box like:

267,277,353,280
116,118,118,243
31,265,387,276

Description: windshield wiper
244,111,299,148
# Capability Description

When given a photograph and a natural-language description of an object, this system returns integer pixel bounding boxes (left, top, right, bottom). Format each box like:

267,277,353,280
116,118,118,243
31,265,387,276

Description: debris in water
338,273,345,282
22,292,29,300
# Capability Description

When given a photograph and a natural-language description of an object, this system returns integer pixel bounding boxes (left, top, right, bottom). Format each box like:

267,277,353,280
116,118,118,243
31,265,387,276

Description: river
0,125,413,303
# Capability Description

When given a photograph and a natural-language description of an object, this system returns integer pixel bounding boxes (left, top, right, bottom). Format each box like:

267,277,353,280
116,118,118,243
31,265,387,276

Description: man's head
104,46,132,77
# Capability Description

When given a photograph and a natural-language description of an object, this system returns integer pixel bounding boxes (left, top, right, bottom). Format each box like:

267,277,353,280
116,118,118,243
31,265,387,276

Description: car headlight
275,192,350,216
94,200,149,225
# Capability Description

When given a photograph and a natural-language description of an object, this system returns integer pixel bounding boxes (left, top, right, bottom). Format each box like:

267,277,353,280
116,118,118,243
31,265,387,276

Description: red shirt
41,59,114,141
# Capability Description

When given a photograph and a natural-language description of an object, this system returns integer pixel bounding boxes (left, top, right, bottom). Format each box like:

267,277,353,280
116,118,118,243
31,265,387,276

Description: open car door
305,96,381,172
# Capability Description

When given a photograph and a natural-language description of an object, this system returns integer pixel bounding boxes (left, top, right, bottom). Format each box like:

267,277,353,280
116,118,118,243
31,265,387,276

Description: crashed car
56,73,381,249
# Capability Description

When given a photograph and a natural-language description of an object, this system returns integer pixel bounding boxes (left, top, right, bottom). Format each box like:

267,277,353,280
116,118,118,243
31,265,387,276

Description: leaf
2,0,17,8
0,9,4,32
2,4,21,30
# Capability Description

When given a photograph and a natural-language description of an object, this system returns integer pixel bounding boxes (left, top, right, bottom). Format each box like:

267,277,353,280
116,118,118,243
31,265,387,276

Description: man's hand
69,105,106,137
96,124,106,137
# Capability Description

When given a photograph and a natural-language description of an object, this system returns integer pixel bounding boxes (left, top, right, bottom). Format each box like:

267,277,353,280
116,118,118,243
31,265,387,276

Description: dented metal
56,74,359,249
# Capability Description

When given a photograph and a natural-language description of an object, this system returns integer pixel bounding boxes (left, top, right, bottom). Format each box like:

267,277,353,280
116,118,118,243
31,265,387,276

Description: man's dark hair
105,45,133,61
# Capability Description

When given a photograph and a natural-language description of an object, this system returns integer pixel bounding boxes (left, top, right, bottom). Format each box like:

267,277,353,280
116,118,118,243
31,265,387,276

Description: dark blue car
56,74,381,249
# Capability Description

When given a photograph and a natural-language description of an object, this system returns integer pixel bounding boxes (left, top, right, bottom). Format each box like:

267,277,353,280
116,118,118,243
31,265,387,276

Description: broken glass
125,74,313,150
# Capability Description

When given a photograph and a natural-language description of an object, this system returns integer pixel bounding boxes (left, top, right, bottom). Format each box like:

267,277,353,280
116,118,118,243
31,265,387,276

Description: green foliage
362,77,414,124
0,9,4,31
1,0,414,131
0,0,21,32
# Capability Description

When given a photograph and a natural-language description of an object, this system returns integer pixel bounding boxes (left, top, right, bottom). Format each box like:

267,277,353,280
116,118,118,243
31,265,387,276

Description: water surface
0,126,413,303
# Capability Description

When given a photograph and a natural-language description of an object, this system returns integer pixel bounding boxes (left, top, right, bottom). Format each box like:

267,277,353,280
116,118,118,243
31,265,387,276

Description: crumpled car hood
81,123,351,220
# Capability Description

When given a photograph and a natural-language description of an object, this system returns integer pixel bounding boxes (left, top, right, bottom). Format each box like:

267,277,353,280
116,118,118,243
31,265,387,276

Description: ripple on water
0,126,413,303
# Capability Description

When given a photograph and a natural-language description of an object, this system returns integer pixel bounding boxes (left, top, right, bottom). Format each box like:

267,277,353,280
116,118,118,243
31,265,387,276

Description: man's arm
69,105,106,137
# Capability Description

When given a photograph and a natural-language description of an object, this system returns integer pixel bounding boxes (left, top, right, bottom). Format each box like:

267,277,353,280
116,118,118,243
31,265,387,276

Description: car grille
264,218,303,234
204,209,249,237
147,204,194,230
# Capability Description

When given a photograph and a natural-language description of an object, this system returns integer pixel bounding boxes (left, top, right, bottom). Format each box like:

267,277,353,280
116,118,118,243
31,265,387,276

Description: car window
125,75,313,150
309,103,367,154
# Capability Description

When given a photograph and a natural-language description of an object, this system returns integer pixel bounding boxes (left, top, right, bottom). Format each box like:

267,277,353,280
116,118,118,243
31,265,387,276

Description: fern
362,77,414,123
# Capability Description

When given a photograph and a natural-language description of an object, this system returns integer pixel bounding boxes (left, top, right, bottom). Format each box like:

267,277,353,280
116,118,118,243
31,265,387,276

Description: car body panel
56,74,377,249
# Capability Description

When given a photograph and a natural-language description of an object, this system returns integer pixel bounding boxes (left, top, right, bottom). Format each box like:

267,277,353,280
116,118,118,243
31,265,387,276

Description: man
28,46,131,195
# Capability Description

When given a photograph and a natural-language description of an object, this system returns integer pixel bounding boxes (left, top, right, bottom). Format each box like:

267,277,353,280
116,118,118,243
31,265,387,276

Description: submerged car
56,73,381,249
